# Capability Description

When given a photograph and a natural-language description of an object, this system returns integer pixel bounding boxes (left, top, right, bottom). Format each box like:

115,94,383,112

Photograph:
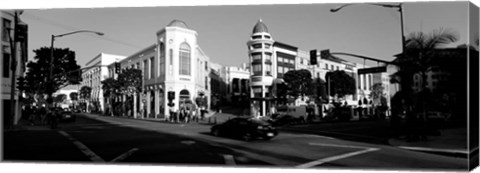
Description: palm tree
79,86,92,112
391,28,459,133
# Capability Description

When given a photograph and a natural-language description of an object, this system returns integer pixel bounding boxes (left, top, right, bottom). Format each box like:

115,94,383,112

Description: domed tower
247,19,274,117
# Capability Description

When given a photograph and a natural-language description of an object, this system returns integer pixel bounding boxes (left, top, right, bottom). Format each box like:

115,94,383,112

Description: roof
167,19,189,29
252,19,269,34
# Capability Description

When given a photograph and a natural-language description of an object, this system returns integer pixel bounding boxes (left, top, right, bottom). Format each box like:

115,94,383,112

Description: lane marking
295,143,380,168
110,148,139,162
398,146,468,154
281,133,334,140
58,130,105,162
180,140,196,145
223,155,237,165
296,147,379,168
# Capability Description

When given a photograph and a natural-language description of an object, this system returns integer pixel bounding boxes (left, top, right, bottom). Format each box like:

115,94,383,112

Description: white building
81,53,126,112
108,19,211,119
247,19,392,116
1,10,28,126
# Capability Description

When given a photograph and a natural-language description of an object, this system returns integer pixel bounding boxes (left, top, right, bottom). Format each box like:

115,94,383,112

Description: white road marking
110,148,139,162
223,155,237,166
295,143,380,168
180,140,196,145
58,130,105,162
281,133,334,139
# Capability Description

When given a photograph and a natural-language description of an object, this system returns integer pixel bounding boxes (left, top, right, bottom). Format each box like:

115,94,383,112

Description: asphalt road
4,113,469,171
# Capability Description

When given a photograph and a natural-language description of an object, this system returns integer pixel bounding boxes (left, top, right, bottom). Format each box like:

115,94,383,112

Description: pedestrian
190,103,197,122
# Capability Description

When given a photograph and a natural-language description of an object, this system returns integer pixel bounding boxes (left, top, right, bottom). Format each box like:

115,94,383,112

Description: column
154,89,160,119
146,90,151,117
133,93,137,119
261,85,266,117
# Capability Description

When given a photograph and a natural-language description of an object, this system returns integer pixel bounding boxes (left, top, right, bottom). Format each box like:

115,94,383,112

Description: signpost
357,66,387,74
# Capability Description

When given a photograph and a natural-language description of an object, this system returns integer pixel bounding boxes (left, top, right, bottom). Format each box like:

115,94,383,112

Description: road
4,113,468,171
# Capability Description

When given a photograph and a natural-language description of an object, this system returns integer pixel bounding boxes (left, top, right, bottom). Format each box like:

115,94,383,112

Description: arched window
179,42,191,75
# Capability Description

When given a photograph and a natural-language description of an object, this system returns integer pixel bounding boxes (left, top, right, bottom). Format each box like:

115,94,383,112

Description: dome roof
252,19,269,34
167,19,189,29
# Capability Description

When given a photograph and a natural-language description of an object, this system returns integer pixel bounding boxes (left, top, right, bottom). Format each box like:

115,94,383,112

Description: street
4,113,468,170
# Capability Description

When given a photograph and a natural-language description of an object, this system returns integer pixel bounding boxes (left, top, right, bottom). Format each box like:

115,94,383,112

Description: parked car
60,108,76,122
210,117,278,141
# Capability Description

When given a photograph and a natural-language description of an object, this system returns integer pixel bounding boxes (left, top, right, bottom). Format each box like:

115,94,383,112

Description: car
59,108,76,122
210,117,278,141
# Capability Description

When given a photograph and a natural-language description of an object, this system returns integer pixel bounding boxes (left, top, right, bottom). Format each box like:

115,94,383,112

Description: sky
5,0,479,69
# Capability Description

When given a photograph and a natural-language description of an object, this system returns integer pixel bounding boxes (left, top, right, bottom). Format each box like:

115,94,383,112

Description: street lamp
47,30,104,110
330,3,405,54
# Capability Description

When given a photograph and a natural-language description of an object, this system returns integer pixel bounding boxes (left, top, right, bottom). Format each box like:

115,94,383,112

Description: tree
69,92,78,102
325,70,356,98
101,77,121,116
23,47,82,96
79,86,92,102
392,28,459,119
369,83,385,106
117,68,143,94
283,69,312,98
54,94,67,104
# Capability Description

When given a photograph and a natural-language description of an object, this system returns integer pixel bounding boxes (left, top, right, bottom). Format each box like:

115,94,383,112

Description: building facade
107,20,211,119
247,19,392,117
81,53,126,113
1,10,28,126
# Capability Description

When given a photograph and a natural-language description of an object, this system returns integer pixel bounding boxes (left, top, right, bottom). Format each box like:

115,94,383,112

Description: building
223,65,250,103
81,53,126,113
247,19,392,116
107,19,211,119
1,10,28,127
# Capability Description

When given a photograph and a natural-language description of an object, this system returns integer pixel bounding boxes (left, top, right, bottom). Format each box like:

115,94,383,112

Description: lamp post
330,3,405,56
47,30,104,111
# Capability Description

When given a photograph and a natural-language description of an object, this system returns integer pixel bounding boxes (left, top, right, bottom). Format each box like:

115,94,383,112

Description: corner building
247,19,392,117
111,20,210,119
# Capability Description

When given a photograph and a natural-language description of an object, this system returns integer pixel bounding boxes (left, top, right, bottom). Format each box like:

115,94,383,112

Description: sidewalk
388,127,469,157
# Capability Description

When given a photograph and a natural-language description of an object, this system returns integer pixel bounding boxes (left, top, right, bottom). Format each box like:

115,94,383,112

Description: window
363,75,367,90
289,59,295,64
264,35,271,39
2,18,11,42
144,60,148,79
159,43,165,77
179,43,191,75
252,64,262,75
253,87,262,98
205,61,208,71
331,65,334,70
336,66,339,70
3,52,10,77
252,44,262,49
265,44,271,49
325,64,328,69
278,66,283,74
252,35,262,39
252,53,262,61
300,59,304,65
150,57,154,79
205,76,208,90
265,64,271,76
265,53,271,62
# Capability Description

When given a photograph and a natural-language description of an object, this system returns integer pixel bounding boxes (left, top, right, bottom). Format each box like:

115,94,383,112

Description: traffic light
167,91,175,101
310,49,317,65
320,49,330,59
115,62,121,73
16,77,25,91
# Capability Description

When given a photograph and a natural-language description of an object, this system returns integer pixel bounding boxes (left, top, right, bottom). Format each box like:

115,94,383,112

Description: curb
396,146,468,158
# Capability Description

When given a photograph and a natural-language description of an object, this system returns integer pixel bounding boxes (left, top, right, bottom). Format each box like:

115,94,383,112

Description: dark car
60,108,76,122
210,117,278,141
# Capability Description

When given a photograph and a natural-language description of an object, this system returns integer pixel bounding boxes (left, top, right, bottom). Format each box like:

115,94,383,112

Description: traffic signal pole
7,11,18,128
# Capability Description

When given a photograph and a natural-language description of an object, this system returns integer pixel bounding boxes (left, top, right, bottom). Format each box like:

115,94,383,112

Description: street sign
357,66,387,74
